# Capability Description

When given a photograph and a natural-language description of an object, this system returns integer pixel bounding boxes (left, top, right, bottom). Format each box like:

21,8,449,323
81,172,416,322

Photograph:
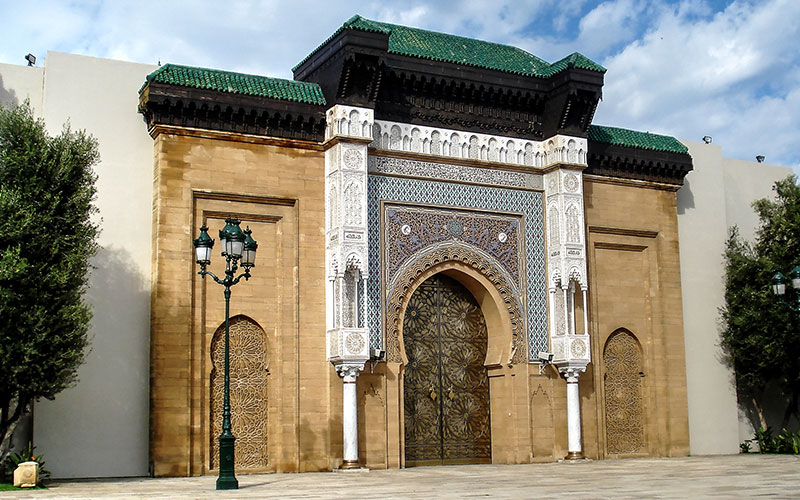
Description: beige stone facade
583,177,690,458
148,129,330,475
147,125,691,474
2,27,789,479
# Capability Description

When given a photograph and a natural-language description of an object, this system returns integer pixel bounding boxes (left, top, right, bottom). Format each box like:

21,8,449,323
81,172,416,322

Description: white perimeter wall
1,52,156,478
677,140,792,455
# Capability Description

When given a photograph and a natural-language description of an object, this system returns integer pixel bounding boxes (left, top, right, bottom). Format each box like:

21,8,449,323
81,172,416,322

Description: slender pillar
562,367,585,459
338,363,364,469
548,287,557,338
568,283,576,336
582,288,589,335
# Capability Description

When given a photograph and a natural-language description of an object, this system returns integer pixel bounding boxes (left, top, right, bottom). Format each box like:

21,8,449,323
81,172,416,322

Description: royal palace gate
403,274,491,466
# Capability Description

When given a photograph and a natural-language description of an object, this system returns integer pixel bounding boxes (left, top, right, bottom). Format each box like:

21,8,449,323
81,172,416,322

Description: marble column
562,367,586,459
337,363,364,469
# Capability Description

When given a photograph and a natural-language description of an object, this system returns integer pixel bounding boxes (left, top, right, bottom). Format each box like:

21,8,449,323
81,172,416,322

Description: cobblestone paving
2,455,799,499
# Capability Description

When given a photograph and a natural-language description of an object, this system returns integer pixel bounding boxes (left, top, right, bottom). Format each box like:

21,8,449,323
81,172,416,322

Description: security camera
538,351,554,363
370,348,386,361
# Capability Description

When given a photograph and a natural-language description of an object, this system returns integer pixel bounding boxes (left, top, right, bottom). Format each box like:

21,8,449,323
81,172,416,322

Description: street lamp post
771,265,800,311
193,217,258,491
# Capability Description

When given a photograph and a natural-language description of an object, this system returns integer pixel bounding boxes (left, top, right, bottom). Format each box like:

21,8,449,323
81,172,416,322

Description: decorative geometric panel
383,205,523,292
367,158,547,361
210,316,268,469
603,329,645,455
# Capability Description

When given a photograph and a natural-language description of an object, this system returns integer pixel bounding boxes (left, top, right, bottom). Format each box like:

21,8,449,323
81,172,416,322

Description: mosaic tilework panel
367,171,548,362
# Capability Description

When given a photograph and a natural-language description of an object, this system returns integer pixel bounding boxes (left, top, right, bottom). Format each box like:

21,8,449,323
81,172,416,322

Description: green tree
0,102,99,461
721,175,800,430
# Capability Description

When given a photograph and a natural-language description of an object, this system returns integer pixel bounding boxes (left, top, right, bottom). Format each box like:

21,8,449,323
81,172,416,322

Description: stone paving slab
2,455,799,499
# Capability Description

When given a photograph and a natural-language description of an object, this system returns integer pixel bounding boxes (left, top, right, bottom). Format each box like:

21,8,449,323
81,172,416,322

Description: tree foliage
0,102,99,459
721,176,800,429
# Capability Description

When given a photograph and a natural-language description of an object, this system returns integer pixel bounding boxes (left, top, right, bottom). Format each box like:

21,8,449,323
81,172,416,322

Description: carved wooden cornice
139,82,326,142
293,29,604,141
586,140,693,186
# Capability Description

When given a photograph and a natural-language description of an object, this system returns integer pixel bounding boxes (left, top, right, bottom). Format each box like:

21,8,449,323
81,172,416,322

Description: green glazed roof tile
143,64,326,105
540,52,607,77
294,15,605,77
589,125,689,154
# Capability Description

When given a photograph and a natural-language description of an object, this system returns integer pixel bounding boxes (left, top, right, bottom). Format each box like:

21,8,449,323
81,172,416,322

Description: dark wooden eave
586,140,693,186
293,28,604,141
138,81,326,142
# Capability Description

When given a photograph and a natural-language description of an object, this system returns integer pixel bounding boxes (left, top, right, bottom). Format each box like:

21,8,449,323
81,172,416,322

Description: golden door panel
210,315,269,469
403,274,491,466
603,329,645,455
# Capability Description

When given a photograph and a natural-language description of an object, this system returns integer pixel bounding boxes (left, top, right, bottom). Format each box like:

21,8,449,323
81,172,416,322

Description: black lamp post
771,265,800,311
193,216,258,490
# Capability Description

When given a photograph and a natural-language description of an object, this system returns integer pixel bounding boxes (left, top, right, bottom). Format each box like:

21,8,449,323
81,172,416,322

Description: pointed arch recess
385,244,525,365
210,314,269,469
603,328,645,455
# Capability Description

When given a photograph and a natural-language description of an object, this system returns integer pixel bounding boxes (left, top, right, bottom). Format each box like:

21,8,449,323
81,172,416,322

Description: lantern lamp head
772,270,787,296
219,218,236,257
241,227,258,268
791,265,800,290
193,225,214,265
225,218,245,259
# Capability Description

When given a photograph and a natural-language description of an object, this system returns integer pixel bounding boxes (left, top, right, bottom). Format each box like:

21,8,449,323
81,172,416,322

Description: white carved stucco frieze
372,120,587,169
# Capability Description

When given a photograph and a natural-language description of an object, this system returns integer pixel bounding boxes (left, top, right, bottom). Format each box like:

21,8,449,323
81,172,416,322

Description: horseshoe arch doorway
402,273,491,466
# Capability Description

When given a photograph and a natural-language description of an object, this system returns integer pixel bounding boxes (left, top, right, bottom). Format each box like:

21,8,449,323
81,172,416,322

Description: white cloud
0,0,797,170
595,0,800,171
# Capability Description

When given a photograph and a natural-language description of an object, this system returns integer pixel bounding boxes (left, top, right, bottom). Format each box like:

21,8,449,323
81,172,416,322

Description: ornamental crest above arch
384,243,526,365
383,204,524,292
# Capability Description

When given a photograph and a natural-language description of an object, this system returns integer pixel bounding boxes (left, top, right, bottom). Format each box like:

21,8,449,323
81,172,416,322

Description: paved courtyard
2,455,799,499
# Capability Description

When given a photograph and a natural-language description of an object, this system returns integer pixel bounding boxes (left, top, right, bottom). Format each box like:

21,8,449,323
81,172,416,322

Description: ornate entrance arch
386,244,525,365
403,274,491,465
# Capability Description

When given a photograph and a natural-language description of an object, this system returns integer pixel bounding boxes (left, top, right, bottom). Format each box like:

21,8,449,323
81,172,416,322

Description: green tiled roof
540,52,606,77
294,15,605,77
589,125,689,154
143,64,326,105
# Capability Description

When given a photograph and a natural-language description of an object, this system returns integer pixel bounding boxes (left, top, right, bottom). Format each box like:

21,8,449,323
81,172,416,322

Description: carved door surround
602,328,646,456
389,251,523,367
403,274,491,466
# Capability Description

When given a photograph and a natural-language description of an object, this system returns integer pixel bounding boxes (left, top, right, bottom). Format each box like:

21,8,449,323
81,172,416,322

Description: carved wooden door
603,329,645,455
210,316,269,470
403,274,491,466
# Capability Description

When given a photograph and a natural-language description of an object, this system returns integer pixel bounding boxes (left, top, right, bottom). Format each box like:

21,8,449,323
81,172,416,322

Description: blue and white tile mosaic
367,166,548,362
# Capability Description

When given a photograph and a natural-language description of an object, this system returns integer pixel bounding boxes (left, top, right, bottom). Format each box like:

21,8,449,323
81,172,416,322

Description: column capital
558,365,586,383
335,362,365,383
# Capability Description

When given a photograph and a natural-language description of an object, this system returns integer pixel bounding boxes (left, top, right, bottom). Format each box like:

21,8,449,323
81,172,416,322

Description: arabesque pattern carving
210,316,268,469
368,156,542,189
386,244,525,364
603,329,645,455
384,205,523,290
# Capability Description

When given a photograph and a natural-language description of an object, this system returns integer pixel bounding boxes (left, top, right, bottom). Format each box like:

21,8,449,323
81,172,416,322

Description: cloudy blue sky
1,0,798,170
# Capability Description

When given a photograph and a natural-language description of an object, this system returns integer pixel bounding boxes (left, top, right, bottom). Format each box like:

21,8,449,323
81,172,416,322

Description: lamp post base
216,475,239,490
216,434,238,490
